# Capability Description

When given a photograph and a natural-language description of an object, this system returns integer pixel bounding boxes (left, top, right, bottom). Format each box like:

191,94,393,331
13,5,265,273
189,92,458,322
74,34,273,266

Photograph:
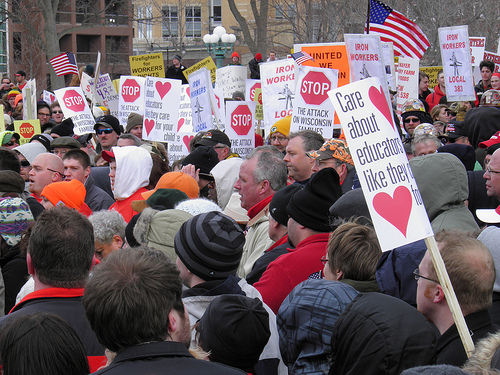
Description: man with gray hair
117,133,142,147
284,130,324,184
88,210,126,261
234,146,287,278
412,134,441,157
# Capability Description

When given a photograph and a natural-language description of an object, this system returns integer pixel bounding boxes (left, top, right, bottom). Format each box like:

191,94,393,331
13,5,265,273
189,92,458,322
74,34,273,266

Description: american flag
291,51,315,65
366,0,430,59
49,52,79,76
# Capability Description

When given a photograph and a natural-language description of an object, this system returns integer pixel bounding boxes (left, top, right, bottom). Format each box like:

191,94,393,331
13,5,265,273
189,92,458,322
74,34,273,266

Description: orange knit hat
142,172,199,200
41,179,86,209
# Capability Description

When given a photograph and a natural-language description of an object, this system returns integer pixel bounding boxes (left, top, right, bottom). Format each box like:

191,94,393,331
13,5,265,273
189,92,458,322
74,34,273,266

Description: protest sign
169,131,197,162
215,65,247,99
55,87,95,135
80,72,93,101
188,68,212,132
129,53,165,78
438,26,475,101
14,120,41,145
396,57,419,115
143,77,181,143
94,74,119,117
260,59,296,132
246,79,263,121
210,86,225,130
328,77,432,250
470,37,486,67
183,56,217,84
178,85,193,133
43,90,56,105
420,66,443,88
22,79,36,121
225,101,256,159
0,105,4,132
381,42,396,91
118,76,145,125
290,66,339,138
483,51,500,73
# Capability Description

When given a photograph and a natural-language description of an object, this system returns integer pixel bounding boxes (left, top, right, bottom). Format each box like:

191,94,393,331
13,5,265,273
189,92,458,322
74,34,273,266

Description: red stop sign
63,90,85,112
121,79,141,103
249,83,261,101
231,105,253,136
300,71,331,105
19,122,35,139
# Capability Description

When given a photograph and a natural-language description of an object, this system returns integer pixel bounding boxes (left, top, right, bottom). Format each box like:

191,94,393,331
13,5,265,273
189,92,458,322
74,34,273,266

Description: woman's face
436,108,450,123
491,75,500,90
51,106,64,124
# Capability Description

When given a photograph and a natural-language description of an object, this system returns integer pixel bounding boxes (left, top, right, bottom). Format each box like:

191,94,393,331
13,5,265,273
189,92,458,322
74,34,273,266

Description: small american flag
366,0,429,59
291,51,315,65
50,52,79,76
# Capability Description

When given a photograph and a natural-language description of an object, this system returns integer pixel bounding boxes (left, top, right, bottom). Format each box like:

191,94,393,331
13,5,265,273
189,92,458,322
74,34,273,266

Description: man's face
29,155,64,197
94,238,122,261
413,141,438,157
419,77,429,93
269,53,276,61
96,125,119,150
129,125,143,139
234,157,262,211
63,158,89,183
283,136,315,182
109,160,117,191
484,150,500,199
213,145,229,161
37,107,51,125
117,138,136,147
438,73,445,88
17,153,30,182
481,67,493,83
403,116,421,135
15,74,24,83
270,132,289,152
8,96,16,107
53,148,72,159
173,58,181,68
232,56,239,64
416,251,438,319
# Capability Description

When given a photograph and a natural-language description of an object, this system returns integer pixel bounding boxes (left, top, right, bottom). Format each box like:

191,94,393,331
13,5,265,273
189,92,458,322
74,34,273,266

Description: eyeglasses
20,160,30,167
37,112,51,117
47,168,65,179
97,128,114,135
413,268,439,283
404,118,420,124
270,136,288,142
486,166,500,175
320,256,328,265
52,110,63,114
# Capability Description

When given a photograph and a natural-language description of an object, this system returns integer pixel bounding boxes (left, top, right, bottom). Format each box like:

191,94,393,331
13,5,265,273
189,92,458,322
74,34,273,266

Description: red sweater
254,232,329,314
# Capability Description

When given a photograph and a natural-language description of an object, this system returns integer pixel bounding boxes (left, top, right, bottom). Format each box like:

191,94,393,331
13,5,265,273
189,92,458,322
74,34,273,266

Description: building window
185,6,201,38
162,6,178,38
137,6,152,39
212,0,221,24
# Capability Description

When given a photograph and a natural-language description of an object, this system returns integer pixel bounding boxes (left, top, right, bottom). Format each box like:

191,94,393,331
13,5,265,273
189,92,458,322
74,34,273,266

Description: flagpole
366,0,371,34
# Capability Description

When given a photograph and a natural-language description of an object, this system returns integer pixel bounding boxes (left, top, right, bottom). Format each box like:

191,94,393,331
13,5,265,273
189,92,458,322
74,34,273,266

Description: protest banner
14,120,41,145
178,84,193,133
225,101,256,159
183,56,217,84
118,76,145,125
344,34,391,106
0,105,4,132
55,87,95,135
420,66,443,88
210,86,225,130
80,72,93,101
483,51,500,73
94,74,119,117
438,26,475,101
143,77,181,143
396,57,419,115
260,59,296,132
470,37,486,67
246,79,263,121
188,68,212,132
381,42,396,91
129,53,165,78
43,90,56,105
169,131,197,162
329,76,475,358
290,66,339,138
22,79,36,121
215,65,247,99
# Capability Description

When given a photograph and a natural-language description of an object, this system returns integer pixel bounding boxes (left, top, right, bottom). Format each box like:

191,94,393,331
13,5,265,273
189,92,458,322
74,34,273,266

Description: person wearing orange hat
7,90,20,108
228,52,241,66
41,179,92,216
269,116,291,153
142,171,199,201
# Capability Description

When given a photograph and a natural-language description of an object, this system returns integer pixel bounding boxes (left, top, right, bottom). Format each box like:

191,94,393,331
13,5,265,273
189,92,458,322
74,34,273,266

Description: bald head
484,148,500,200
29,153,64,198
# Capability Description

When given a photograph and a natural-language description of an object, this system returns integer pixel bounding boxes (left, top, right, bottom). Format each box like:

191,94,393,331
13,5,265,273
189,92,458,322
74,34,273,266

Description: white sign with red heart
178,85,193,133
143,77,181,143
328,77,433,251
169,131,197,163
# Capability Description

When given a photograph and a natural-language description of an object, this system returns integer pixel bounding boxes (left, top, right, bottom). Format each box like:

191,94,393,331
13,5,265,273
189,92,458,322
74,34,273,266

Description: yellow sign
420,66,443,89
14,119,41,145
183,56,217,84
129,53,165,78
0,105,4,132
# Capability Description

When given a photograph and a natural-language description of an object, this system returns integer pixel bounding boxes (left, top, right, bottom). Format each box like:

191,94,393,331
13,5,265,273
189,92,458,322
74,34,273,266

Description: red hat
255,53,262,61
101,149,115,162
231,52,240,60
479,131,500,149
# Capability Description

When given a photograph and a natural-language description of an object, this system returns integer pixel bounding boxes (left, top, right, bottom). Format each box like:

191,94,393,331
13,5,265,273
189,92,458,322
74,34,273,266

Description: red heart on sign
144,119,155,136
372,186,412,237
186,87,190,97
50,94,56,102
156,81,172,100
183,135,194,149
368,85,394,130
177,118,185,132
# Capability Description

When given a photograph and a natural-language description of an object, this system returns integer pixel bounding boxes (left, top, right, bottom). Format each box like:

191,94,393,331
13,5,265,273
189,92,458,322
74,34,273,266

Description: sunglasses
52,110,63,114
3,141,15,146
20,160,30,167
404,118,420,124
97,128,114,135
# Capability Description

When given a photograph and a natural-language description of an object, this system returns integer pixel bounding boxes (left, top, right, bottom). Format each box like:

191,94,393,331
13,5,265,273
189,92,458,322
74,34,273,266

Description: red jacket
110,187,148,223
254,232,329,314
425,85,446,111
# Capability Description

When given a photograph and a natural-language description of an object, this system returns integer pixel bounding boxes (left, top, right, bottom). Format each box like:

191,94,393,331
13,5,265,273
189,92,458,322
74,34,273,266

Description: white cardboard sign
290,66,339,138
225,101,256,159
169,131,197,162
118,76,146,125
470,37,486,67
215,65,247,99
189,68,212,133
22,79,37,120
43,90,56,105
438,26,475,101
328,77,433,251
381,42,396,91
143,77,181,143
396,57,419,115
55,86,95,135
178,84,193,133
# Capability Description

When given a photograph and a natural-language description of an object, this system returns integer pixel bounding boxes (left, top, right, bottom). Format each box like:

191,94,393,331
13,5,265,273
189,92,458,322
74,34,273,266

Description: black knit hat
94,115,122,135
174,211,244,280
199,295,270,372
269,184,303,227
29,134,52,152
181,145,219,181
329,188,372,225
287,168,343,232
50,118,74,137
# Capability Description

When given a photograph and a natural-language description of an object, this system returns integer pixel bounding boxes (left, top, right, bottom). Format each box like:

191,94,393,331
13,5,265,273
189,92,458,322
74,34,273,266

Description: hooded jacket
426,85,446,111
211,157,244,210
410,153,478,233
464,106,500,149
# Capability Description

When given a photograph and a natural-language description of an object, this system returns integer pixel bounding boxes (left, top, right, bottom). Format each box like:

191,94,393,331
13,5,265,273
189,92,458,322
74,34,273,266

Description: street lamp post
203,26,236,68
